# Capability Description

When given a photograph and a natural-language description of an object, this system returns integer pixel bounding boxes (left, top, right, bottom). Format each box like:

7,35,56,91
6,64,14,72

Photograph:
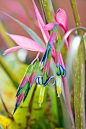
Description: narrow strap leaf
0,11,45,47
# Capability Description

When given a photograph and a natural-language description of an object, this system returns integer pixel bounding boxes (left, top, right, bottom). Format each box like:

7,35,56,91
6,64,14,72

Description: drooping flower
37,71,55,106
13,60,39,114
56,62,66,97
35,72,55,87
2,0,68,112
56,63,66,78
35,25,58,106
55,39,66,97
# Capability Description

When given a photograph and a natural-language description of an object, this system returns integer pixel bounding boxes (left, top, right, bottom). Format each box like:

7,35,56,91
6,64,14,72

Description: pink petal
44,22,66,32
49,32,57,44
55,9,68,32
32,0,50,40
6,33,46,53
3,46,21,55
44,22,68,51
44,22,57,31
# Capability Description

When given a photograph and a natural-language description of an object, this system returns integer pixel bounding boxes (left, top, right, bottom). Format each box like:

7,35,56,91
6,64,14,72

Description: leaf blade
0,11,45,47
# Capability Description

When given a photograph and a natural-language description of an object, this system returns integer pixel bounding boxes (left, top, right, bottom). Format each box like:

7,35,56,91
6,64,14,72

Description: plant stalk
40,0,73,126
39,0,55,23
70,0,85,128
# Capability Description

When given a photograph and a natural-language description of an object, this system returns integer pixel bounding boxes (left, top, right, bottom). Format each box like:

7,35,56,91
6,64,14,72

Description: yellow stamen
38,95,43,104
57,86,61,94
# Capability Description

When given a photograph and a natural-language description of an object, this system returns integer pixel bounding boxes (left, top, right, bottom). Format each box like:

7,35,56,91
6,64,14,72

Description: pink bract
3,33,46,55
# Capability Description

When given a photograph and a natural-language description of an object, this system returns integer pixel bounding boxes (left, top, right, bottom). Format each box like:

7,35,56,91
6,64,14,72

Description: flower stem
70,0,85,128
70,1,80,26
41,0,74,126
39,0,55,23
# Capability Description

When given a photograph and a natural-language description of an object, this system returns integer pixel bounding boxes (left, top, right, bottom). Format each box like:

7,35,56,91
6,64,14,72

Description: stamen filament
56,76,61,97
38,86,45,106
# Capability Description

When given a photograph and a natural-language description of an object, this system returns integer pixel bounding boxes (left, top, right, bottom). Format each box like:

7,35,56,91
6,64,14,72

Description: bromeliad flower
3,23,57,113
35,72,55,106
55,39,66,97
56,62,66,97
13,60,39,114
35,71,55,106
56,63,66,78
35,72,55,87
2,0,68,113
43,8,68,32
35,30,57,106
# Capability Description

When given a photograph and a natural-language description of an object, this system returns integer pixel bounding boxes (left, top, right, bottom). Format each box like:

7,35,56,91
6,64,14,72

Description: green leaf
66,36,81,91
83,33,86,49
0,11,45,48
60,95,74,129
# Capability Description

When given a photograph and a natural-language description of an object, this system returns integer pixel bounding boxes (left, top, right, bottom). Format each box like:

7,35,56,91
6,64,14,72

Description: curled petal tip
56,63,66,77
3,46,21,55
3,52,6,55
55,9,68,32
44,22,57,31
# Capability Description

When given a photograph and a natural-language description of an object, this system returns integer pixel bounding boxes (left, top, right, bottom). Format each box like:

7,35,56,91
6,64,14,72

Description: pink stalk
43,60,50,73
49,32,57,44
31,52,40,64
59,52,73,119
32,0,50,40
38,20,48,44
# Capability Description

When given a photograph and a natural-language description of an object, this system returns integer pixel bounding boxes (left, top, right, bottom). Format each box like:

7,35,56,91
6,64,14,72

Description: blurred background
0,0,86,128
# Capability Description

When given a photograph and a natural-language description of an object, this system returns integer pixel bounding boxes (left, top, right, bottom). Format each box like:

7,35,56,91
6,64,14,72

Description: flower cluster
3,0,67,114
